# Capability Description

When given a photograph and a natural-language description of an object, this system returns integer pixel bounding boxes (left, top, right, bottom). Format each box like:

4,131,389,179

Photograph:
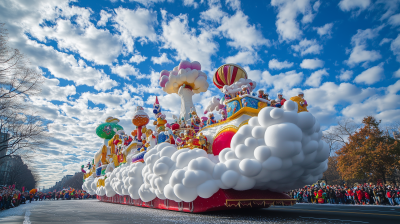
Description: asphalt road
0,199,399,224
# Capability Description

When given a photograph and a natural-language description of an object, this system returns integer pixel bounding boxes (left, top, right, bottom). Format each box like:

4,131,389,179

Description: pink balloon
160,70,170,79
165,123,171,129
171,71,178,76
191,61,201,70
159,76,169,87
178,60,191,70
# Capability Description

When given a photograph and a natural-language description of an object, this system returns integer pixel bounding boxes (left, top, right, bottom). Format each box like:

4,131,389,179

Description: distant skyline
1,0,399,187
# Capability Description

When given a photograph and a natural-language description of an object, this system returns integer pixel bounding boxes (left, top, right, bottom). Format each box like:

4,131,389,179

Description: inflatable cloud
82,175,97,195
223,78,256,95
86,100,329,203
204,96,225,114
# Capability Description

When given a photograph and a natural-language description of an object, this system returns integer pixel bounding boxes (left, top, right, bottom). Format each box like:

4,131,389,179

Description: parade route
1,200,399,224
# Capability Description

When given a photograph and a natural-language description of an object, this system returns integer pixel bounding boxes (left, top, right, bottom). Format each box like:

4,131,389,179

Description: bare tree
322,118,360,155
0,24,48,161
64,172,84,190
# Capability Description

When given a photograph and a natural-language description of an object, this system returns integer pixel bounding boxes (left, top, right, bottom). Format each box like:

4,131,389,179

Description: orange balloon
132,115,149,127
131,130,137,136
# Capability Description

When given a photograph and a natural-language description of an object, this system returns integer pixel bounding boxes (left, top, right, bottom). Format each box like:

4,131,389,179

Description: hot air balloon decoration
213,63,248,90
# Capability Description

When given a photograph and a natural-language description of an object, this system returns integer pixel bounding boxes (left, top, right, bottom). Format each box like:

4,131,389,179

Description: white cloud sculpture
222,78,256,95
85,100,329,202
159,60,209,121
159,61,208,94
204,96,225,114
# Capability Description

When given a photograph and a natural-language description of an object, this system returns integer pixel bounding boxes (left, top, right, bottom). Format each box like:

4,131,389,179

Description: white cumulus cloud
218,11,270,51
389,14,400,27
225,51,260,65
292,39,323,56
271,0,318,42
111,64,145,80
113,7,158,52
245,67,303,93
313,23,333,37
268,59,294,70
97,10,112,26
129,52,148,64
338,69,353,81
346,26,383,66
226,0,241,10
306,69,329,87
161,13,218,71
379,38,392,46
300,58,324,69
183,0,199,8
338,0,370,13
391,34,400,62
151,53,173,65
395,68,400,78
354,63,384,85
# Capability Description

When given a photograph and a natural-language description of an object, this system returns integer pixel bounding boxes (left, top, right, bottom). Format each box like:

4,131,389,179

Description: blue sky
1,0,400,188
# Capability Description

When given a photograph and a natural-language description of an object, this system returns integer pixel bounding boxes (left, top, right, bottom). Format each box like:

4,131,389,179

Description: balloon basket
96,189,295,213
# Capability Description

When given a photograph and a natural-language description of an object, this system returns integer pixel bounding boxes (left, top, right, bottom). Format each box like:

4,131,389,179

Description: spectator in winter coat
364,190,371,204
297,191,303,203
387,187,394,205
395,188,400,205
312,189,317,203
336,191,342,204
330,189,336,204
356,189,364,205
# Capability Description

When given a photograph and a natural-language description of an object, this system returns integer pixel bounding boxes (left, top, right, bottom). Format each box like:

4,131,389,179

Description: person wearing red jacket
275,93,286,108
387,187,394,205
356,189,364,205
364,189,371,204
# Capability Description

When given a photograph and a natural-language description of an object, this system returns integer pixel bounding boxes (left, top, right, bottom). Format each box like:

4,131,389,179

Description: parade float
82,61,329,213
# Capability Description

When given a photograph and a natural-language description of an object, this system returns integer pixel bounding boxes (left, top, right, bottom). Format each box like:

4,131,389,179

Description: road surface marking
270,207,400,217
299,216,368,223
23,210,31,224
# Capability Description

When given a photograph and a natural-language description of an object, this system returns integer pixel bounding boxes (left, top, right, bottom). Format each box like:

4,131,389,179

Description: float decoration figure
191,115,201,132
145,129,157,149
154,113,167,132
159,60,209,121
153,96,161,115
132,106,150,141
200,116,208,128
290,91,308,112
81,165,86,173
207,113,216,126
95,117,124,144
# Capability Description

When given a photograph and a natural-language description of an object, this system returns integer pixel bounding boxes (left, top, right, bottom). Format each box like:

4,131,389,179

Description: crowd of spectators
288,183,400,206
0,187,95,211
